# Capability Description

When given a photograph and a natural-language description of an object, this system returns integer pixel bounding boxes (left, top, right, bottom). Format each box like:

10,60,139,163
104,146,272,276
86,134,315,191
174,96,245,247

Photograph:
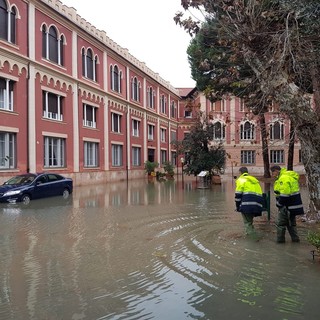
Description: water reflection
0,178,318,320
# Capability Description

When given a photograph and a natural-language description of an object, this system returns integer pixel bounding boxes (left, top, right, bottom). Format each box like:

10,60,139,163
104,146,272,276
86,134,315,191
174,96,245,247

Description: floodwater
0,177,319,320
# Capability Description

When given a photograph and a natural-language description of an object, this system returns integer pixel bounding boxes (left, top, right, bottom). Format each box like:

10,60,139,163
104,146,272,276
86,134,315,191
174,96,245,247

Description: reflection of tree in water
234,265,264,307
274,283,304,316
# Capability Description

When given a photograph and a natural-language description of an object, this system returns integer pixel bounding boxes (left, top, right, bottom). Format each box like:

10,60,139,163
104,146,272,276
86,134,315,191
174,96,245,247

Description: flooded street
0,177,319,320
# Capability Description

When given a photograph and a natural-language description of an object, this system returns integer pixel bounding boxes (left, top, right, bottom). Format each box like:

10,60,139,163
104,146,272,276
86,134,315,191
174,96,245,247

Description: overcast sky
61,0,196,88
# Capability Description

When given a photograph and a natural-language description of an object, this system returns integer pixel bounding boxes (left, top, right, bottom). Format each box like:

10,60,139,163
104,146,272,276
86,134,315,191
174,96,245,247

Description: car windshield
4,175,35,186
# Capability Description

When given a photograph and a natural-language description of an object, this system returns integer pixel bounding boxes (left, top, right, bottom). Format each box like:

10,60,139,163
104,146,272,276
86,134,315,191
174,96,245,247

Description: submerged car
0,173,73,205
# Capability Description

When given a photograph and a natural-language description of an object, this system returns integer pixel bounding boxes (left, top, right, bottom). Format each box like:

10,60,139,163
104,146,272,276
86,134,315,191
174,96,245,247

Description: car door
33,174,51,199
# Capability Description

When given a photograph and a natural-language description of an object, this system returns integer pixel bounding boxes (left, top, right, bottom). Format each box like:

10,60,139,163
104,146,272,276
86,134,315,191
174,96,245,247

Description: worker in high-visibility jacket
270,165,304,243
235,167,264,235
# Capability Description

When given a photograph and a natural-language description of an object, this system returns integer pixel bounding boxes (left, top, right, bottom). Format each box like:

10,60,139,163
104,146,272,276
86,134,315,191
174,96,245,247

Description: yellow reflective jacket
235,173,264,215
273,168,304,215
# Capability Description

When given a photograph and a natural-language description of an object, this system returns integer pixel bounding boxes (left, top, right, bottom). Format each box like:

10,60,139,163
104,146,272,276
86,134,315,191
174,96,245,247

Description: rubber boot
288,226,300,242
276,225,286,243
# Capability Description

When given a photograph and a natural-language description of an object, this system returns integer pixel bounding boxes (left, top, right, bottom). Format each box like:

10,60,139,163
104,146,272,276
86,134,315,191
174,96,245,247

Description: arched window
240,121,255,140
160,94,166,114
0,0,16,43
212,121,226,140
147,87,155,108
170,101,176,118
42,25,64,65
110,65,122,93
82,48,97,81
131,77,139,101
269,120,284,140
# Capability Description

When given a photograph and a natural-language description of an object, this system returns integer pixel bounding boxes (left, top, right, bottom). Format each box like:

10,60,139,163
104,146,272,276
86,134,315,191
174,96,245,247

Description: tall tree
176,0,320,219
186,18,272,177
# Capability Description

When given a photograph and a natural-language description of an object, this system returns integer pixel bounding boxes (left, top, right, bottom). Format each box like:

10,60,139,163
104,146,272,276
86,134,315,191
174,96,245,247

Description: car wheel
21,194,31,205
62,188,70,199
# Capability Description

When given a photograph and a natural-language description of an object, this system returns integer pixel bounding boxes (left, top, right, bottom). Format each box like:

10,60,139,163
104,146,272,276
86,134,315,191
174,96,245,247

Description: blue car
0,173,73,205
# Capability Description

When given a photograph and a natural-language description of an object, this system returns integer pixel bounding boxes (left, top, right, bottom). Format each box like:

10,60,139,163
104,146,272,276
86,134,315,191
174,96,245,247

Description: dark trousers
241,213,255,235
275,206,300,242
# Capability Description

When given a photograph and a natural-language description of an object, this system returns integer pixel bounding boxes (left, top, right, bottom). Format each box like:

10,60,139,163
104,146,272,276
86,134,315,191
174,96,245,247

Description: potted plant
163,161,175,179
144,161,158,176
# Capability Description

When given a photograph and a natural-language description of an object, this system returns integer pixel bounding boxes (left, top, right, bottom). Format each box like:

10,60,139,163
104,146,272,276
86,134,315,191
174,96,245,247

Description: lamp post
181,157,185,184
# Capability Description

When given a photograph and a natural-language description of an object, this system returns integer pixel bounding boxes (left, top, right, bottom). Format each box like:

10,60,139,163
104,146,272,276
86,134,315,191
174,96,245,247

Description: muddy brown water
0,177,319,320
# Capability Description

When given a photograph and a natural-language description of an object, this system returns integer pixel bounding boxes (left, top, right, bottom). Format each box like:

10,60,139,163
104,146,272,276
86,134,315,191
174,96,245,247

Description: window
160,128,166,142
212,121,225,140
43,91,63,121
171,130,177,143
270,120,284,140
111,113,122,133
132,147,141,166
185,110,192,118
239,99,245,112
270,150,284,164
241,150,255,165
170,101,176,118
84,141,99,167
112,144,123,166
42,25,64,65
0,77,14,111
82,48,97,81
148,124,154,140
160,94,166,114
132,119,140,137
44,136,65,167
148,148,155,162
131,77,140,101
0,0,16,43
161,150,167,164
0,132,16,169
171,151,177,166
147,87,155,108
240,121,255,140
110,65,122,93
83,104,97,128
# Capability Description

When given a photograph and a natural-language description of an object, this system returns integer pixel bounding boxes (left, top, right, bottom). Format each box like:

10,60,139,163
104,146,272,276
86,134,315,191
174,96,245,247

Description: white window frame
132,146,141,166
148,124,154,140
270,120,284,140
43,91,63,121
241,150,255,165
111,144,123,166
212,121,226,140
132,119,140,137
240,121,255,140
84,141,99,167
111,112,122,133
83,104,97,128
0,77,14,111
44,136,65,168
270,150,284,164
0,132,16,169
160,128,166,142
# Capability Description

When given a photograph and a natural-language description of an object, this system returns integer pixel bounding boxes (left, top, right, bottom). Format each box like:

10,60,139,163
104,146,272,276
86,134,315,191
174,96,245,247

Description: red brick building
0,0,303,186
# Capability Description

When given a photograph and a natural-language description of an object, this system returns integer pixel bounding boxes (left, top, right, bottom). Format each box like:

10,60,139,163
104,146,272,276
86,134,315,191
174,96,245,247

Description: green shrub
307,231,320,251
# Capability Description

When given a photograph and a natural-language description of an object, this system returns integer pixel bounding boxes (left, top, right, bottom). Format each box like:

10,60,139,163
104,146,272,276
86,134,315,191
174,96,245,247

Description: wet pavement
0,177,319,320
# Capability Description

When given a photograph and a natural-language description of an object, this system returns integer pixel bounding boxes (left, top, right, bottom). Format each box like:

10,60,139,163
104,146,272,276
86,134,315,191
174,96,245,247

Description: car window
4,175,31,185
47,174,61,182
36,175,48,184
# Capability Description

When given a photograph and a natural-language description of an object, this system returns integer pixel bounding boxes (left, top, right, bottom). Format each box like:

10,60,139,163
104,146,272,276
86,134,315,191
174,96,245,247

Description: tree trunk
258,113,270,178
243,51,320,219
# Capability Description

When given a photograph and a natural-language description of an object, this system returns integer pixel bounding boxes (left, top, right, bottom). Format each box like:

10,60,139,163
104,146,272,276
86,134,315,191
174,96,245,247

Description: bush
307,231,320,251
144,161,158,175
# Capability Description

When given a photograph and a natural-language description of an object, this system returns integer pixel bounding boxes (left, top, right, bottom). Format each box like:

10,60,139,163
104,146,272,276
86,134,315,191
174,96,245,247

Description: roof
177,87,197,98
